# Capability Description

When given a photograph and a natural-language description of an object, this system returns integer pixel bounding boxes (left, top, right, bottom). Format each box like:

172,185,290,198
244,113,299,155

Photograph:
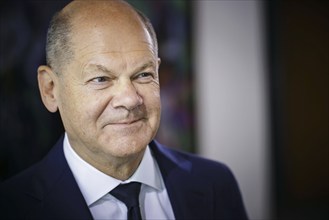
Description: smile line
104,118,144,127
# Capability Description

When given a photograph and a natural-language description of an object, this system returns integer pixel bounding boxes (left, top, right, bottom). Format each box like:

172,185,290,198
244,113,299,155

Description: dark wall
268,0,328,219
0,0,69,181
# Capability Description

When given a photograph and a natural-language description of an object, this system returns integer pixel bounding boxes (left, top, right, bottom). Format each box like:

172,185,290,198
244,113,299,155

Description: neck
71,144,145,181
96,152,145,180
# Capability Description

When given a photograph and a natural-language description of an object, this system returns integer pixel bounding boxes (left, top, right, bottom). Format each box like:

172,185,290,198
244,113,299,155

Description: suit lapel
150,141,214,220
26,136,93,219
24,137,214,219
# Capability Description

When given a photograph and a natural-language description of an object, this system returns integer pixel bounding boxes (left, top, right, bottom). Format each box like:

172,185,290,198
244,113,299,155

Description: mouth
112,118,143,125
103,118,145,128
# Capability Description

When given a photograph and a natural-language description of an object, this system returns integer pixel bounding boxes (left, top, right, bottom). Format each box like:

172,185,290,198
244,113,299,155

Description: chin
106,145,146,159
100,135,149,157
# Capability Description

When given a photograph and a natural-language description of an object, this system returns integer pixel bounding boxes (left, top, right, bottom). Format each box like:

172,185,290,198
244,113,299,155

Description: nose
110,79,143,110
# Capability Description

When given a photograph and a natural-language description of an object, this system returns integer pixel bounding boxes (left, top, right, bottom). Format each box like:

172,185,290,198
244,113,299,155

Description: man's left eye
91,76,108,83
137,72,153,78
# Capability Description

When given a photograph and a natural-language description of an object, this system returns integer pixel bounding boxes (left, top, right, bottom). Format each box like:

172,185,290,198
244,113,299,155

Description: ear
157,58,161,67
37,65,59,113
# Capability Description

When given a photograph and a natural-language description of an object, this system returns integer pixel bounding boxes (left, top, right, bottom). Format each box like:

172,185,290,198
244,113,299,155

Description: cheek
144,87,161,125
85,92,110,119
59,87,106,126
140,85,161,110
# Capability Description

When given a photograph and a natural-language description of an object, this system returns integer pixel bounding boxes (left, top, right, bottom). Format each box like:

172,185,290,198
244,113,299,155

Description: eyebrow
133,61,156,73
84,61,156,76
83,64,113,75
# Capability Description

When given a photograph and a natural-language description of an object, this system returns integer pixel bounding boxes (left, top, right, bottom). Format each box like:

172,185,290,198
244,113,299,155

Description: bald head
46,0,158,74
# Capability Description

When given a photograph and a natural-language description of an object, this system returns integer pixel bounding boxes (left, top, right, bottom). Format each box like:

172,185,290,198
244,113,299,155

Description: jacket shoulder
151,141,234,180
0,161,43,219
0,161,42,193
150,141,249,220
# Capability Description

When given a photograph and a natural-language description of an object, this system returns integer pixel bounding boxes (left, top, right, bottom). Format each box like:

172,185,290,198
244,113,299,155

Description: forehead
71,24,156,71
73,40,157,74
81,50,157,74
69,8,155,57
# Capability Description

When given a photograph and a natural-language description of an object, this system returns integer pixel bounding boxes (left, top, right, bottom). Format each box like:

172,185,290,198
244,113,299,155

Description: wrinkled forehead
70,9,154,56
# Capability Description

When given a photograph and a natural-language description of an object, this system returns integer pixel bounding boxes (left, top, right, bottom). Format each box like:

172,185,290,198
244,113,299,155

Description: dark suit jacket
0,135,248,220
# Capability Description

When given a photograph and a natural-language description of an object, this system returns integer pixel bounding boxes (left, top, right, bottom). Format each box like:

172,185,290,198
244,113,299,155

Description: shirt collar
63,133,162,206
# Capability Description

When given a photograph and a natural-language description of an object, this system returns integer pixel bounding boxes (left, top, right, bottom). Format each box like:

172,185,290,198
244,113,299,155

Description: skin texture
37,0,161,180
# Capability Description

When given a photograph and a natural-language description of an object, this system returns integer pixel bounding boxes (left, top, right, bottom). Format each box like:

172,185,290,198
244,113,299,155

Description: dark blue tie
110,182,142,220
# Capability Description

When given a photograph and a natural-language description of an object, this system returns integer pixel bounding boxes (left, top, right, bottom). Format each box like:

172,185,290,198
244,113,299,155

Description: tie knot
110,182,141,209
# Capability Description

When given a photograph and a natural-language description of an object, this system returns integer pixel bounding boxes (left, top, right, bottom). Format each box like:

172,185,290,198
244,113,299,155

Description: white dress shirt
63,133,175,220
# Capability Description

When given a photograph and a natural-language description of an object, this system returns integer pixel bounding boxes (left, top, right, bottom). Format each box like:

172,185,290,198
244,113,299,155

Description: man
0,1,248,219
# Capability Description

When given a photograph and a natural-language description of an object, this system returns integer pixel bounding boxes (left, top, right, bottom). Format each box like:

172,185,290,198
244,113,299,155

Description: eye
135,72,154,81
139,72,150,77
86,76,113,90
90,76,109,83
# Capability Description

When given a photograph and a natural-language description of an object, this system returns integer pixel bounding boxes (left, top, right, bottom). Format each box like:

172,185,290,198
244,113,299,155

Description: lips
102,118,145,128
111,118,142,125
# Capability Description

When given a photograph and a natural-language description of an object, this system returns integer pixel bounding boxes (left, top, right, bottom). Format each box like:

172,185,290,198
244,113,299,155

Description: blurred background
0,0,328,219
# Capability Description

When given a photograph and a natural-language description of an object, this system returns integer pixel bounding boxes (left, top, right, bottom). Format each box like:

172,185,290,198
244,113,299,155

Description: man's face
55,15,161,163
